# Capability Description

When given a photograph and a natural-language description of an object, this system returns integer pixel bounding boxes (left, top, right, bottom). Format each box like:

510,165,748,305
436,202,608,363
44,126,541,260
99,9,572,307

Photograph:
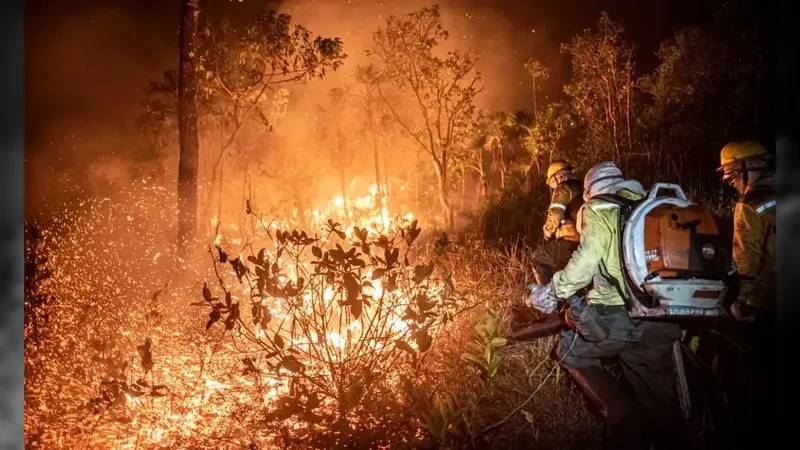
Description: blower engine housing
621,183,728,318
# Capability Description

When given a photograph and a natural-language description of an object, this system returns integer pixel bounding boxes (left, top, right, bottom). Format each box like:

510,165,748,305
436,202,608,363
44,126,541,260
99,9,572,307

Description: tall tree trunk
626,59,633,156
460,172,466,209
336,131,349,219
382,145,389,195
177,0,201,254
433,161,454,232
500,144,508,192
531,73,538,124
331,130,350,220
365,93,382,200
240,155,249,236
415,148,421,206
340,164,349,219
382,142,390,210
205,125,225,238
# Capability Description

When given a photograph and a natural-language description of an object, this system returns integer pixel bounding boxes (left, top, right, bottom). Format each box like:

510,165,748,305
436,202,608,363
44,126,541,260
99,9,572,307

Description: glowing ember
24,179,453,449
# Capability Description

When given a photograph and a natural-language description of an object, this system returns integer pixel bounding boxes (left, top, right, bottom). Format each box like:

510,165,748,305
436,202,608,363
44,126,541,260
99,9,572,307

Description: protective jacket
543,177,583,242
552,187,645,306
733,175,776,311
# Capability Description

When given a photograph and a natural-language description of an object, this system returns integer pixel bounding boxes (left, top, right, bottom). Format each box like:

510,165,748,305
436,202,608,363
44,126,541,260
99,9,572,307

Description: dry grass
410,233,602,449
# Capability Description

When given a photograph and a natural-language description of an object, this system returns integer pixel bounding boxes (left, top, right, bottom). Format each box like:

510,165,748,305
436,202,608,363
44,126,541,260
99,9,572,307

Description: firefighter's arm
731,202,764,305
542,185,569,240
551,205,608,299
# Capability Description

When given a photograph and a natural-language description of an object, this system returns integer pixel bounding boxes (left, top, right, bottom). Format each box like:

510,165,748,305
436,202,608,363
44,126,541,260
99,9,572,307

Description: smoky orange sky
24,0,720,220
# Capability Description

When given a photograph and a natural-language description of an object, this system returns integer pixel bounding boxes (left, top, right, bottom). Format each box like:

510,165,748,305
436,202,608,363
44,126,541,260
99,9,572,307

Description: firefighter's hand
730,302,756,323
525,283,558,314
542,220,556,240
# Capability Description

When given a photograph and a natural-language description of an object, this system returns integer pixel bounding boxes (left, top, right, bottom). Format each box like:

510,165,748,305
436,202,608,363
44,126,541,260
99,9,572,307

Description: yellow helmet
546,160,572,183
717,141,773,172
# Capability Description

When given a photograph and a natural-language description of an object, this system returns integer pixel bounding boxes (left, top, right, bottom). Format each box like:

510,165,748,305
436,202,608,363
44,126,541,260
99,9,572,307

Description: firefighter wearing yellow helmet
718,141,776,318
719,141,776,447
531,160,584,284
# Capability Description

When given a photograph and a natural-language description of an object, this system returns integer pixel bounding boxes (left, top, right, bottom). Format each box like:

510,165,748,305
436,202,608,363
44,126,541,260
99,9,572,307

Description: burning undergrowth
22,179,488,449
24,172,600,449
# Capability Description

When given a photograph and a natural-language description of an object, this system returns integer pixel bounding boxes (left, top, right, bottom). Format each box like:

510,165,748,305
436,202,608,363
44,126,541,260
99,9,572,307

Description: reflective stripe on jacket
734,186,776,310
543,178,583,242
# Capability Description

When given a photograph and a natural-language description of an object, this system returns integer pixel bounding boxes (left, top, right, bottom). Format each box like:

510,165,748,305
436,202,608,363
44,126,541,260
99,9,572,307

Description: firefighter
531,160,583,285
718,141,776,319
718,141,776,446
526,162,684,450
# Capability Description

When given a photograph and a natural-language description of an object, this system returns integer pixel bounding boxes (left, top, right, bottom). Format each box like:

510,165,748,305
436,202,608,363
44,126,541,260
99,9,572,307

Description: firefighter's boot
567,366,650,450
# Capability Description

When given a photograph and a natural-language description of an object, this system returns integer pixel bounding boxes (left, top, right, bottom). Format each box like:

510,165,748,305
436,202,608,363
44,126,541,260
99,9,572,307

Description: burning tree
367,5,482,232
139,10,346,239
481,111,533,193
197,11,345,216
176,0,202,254
523,58,550,123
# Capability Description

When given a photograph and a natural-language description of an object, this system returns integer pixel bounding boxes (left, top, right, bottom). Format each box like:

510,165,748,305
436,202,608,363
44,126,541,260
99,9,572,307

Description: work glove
729,302,755,323
542,225,555,241
524,282,559,314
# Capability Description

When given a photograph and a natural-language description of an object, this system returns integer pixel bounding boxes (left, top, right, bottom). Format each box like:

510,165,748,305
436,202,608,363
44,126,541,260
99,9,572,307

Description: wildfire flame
25,180,442,449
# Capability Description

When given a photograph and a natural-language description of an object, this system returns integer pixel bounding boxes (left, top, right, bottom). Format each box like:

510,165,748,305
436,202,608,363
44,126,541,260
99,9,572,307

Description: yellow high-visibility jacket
733,183,776,311
543,178,583,242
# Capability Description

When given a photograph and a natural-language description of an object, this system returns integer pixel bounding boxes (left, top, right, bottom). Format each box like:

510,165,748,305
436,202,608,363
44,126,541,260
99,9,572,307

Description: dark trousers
556,306,685,450
737,310,776,448
532,239,579,283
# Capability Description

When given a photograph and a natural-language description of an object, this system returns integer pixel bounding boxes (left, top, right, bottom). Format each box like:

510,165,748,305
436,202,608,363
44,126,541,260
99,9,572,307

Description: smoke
25,0,547,226
279,0,534,112
25,1,180,219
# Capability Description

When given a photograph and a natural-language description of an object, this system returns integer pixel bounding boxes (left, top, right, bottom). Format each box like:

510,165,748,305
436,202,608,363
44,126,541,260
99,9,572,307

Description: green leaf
484,343,495,364
490,337,508,347
461,353,488,369
487,357,502,378
522,409,535,424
